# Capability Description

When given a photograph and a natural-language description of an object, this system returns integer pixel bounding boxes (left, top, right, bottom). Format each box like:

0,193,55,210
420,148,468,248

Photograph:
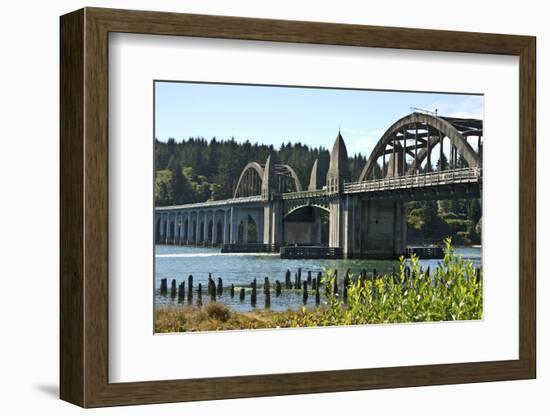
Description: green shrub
275,239,482,327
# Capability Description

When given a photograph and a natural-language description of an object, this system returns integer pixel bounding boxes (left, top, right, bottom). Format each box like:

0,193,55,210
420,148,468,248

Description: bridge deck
343,167,481,194
155,195,263,211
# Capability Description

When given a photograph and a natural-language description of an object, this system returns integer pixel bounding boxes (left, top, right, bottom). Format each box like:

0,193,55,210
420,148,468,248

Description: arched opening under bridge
283,206,329,246
155,217,161,243
207,220,213,243
216,220,223,244
237,215,258,243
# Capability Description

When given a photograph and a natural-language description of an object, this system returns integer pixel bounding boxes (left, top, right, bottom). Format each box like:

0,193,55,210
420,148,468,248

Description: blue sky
154,81,483,157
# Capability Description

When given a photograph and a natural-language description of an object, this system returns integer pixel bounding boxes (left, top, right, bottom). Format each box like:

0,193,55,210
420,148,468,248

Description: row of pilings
158,265,482,309
159,267,386,309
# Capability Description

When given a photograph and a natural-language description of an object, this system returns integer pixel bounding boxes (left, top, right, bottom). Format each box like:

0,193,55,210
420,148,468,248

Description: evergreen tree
170,162,193,205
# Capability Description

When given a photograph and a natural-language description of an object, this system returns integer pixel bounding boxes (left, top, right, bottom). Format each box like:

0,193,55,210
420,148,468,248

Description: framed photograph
60,7,536,407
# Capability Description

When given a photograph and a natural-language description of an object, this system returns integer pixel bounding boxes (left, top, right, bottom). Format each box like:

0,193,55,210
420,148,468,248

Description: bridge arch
358,112,481,181
284,202,330,219
275,164,303,193
283,205,329,246
233,162,264,198
233,159,304,197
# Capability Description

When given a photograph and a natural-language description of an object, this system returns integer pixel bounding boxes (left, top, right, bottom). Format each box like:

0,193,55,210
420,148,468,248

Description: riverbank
155,303,328,332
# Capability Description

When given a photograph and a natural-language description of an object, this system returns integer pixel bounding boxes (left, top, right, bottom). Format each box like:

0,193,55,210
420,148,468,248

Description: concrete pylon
326,130,350,194
262,154,282,245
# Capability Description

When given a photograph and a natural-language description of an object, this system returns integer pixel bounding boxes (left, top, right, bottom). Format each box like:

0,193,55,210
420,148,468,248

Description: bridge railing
282,189,328,200
343,167,482,194
155,194,264,211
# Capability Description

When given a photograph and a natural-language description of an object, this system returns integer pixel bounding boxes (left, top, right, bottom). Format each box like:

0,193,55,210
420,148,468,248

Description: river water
154,245,481,312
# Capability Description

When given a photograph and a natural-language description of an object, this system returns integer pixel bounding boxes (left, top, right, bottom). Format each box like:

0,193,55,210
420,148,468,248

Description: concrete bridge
155,112,483,258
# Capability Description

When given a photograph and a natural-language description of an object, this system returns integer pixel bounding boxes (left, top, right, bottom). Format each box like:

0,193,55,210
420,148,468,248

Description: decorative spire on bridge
326,130,350,193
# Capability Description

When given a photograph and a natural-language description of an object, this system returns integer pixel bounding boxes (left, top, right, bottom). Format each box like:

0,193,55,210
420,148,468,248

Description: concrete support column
159,214,165,243
223,210,230,244
188,212,194,243
243,213,249,243
212,211,218,245
393,201,408,255
177,212,182,244
342,195,361,258
256,209,264,244
328,199,342,249
263,204,272,244
263,200,282,245
230,207,238,244
272,199,284,245
195,213,200,243
166,214,172,244
203,212,208,243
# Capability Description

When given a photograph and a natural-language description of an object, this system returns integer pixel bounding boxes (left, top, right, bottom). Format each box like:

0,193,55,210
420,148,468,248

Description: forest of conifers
155,137,482,245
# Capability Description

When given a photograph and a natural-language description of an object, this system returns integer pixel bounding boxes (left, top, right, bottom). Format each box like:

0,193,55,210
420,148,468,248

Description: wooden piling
178,281,185,300
197,283,203,305
275,280,282,296
239,287,245,301
251,279,257,306
230,284,235,298
187,275,193,301
302,281,308,304
265,289,271,309
207,276,215,297
264,277,270,295
285,269,291,289
160,278,168,295
217,277,223,295
312,278,317,290
170,279,177,298
317,271,322,285
307,271,312,285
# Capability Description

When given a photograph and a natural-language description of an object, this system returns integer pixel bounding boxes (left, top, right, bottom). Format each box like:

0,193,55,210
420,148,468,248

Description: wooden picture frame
60,7,536,408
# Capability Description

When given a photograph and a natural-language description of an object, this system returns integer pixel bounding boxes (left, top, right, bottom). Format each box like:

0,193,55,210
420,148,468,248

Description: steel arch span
358,112,482,181
233,162,264,198
233,160,303,198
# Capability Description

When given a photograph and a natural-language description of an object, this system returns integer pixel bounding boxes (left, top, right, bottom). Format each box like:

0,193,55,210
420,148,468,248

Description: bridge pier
342,195,362,258
359,200,407,258
263,198,283,245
